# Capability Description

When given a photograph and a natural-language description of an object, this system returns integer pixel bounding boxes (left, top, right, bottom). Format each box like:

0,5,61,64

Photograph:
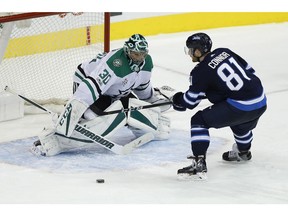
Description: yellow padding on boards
111,12,288,40
4,12,288,57
4,25,102,58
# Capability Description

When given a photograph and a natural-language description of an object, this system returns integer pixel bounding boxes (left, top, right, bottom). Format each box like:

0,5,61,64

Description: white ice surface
1,23,288,214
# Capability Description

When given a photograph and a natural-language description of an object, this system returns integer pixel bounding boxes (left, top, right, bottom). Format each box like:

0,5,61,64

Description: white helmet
123,34,149,65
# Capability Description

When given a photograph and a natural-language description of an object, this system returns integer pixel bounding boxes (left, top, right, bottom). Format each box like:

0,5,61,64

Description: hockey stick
4,86,154,155
98,87,173,115
97,101,172,115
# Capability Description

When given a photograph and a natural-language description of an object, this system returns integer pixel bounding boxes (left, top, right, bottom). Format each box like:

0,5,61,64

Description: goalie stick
4,86,154,155
97,86,174,115
97,101,172,115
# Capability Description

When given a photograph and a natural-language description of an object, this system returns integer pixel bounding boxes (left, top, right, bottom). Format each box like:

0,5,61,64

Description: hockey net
0,12,110,113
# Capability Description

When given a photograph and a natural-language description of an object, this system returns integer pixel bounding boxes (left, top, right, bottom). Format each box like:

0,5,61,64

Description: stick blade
122,132,155,154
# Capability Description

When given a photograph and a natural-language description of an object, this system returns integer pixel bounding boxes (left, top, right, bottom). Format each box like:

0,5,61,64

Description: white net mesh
0,12,106,105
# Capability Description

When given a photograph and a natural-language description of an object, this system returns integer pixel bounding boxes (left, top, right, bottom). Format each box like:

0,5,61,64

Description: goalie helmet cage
0,12,110,109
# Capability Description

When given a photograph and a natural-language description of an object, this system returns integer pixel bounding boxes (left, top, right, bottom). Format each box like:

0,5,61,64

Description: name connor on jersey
208,51,230,69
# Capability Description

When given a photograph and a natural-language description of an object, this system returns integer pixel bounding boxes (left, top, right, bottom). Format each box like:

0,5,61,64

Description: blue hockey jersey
182,48,267,111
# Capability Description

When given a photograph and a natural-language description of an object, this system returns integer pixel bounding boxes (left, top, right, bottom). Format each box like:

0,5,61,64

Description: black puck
96,179,105,183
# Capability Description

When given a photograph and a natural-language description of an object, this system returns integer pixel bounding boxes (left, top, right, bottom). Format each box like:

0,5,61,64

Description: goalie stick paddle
4,86,154,155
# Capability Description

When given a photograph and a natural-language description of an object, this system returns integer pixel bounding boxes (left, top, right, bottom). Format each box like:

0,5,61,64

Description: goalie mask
124,34,149,68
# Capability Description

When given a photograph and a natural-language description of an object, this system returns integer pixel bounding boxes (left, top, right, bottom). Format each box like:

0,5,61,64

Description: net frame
0,12,110,108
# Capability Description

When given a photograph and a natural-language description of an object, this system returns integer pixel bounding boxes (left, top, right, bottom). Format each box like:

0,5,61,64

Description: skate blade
177,172,207,181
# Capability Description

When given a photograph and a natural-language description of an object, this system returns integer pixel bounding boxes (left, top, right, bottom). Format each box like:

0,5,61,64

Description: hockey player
31,34,173,156
171,32,267,179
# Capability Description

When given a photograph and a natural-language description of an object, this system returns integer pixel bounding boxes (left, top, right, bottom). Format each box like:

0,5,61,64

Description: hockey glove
144,87,173,112
172,92,186,111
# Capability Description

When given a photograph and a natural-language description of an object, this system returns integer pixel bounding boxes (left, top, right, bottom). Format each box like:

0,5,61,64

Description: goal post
0,12,110,111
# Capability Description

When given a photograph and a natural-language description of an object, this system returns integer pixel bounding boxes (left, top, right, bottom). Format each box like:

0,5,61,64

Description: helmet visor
184,47,194,56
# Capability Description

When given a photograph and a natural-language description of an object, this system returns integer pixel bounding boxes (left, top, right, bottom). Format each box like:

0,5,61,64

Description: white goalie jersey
73,48,154,106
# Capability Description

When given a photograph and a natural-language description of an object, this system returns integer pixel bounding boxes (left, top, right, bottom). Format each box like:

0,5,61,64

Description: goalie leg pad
127,98,160,132
81,100,127,138
55,98,89,137
32,127,95,156
127,98,171,140
32,100,127,156
31,127,62,156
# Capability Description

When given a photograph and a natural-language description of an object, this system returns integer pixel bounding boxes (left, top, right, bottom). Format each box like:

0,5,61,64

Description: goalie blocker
32,86,174,156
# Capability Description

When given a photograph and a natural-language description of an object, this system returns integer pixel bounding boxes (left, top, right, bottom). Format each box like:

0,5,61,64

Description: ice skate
30,140,46,156
222,143,252,162
177,155,207,180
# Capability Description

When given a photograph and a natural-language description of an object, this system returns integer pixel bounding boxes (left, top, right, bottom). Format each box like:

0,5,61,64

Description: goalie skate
30,140,46,156
177,155,207,181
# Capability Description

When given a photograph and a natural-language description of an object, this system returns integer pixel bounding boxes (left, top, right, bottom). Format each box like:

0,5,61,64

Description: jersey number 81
217,57,251,91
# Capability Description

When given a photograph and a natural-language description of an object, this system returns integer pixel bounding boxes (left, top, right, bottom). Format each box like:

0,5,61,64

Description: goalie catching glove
144,86,176,112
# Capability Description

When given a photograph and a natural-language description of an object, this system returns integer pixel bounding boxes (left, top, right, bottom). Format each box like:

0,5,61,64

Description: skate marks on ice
0,129,226,173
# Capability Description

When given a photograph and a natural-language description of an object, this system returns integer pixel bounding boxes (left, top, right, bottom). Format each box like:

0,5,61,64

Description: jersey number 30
217,57,250,91
99,69,111,85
